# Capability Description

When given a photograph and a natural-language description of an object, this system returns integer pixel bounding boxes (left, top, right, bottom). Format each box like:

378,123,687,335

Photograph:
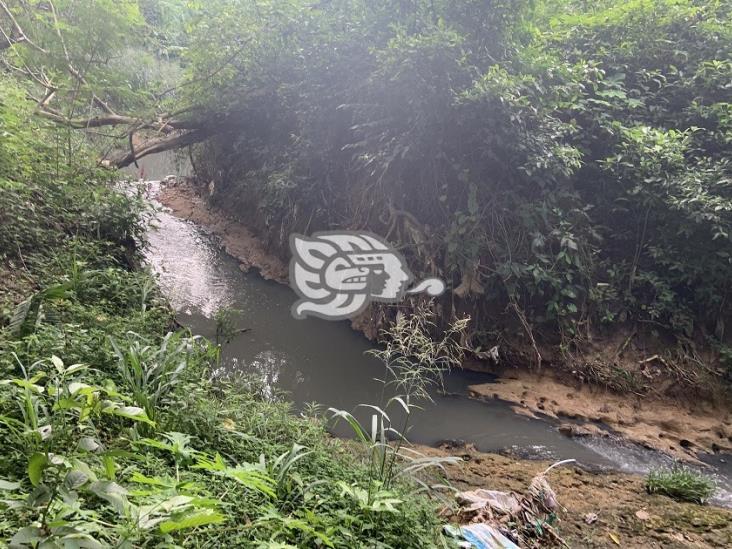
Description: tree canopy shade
185,0,732,386
3,0,731,388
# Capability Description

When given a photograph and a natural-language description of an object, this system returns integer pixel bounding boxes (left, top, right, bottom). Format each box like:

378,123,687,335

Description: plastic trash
456,489,521,515
444,523,520,549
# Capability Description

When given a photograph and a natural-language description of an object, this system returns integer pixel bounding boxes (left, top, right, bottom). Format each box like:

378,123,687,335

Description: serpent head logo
289,231,445,320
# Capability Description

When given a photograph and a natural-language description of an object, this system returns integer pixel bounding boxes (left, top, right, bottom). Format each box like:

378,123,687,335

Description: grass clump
646,466,715,504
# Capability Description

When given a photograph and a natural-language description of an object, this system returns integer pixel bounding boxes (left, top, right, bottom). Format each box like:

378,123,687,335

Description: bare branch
0,0,45,53
35,109,140,128
4,2,219,170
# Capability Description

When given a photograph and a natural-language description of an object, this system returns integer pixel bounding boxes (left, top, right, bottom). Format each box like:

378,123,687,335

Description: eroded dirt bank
469,369,732,463
156,181,731,465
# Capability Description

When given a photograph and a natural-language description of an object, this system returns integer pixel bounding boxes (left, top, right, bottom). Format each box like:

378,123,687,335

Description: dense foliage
3,0,730,389
2,1,731,545
0,81,444,547
176,0,732,390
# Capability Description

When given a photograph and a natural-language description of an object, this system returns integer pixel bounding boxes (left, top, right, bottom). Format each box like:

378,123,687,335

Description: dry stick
15,244,30,274
541,458,576,476
493,213,543,369
510,296,542,370
614,329,636,360
0,0,45,52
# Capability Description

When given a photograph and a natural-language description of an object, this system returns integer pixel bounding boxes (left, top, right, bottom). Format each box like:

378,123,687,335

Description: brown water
135,153,732,506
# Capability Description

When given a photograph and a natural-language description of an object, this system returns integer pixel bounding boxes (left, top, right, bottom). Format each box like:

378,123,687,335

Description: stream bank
142,178,732,545
422,443,732,548
156,180,732,466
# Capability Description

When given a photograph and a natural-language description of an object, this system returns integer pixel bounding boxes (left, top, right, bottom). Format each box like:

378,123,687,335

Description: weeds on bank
0,79,448,545
1,274,445,546
1,189,446,545
1,264,446,547
646,466,715,504
329,308,469,503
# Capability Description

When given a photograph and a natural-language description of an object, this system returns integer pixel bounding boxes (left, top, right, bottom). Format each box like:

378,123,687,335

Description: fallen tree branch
32,101,200,132
3,0,220,170
107,129,211,168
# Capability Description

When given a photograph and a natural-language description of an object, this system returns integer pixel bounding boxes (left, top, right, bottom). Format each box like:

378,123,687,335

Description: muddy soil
419,444,732,548
468,369,732,463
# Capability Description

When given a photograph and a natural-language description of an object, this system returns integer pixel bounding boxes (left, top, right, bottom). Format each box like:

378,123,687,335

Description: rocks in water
437,438,469,450
558,423,601,438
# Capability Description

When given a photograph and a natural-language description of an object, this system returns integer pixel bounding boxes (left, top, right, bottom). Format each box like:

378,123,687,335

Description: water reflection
146,220,235,317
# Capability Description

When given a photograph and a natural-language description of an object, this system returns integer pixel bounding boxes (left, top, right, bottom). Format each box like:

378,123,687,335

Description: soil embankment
469,369,732,463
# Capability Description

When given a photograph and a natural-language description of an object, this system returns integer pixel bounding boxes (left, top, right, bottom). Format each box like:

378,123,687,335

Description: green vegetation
330,309,467,493
646,466,716,504
3,1,730,392
0,80,445,547
176,0,729,393
2,1,732,544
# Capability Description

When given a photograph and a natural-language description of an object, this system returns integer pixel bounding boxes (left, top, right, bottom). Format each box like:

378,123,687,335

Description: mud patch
468,369,732,462
420,443,732,548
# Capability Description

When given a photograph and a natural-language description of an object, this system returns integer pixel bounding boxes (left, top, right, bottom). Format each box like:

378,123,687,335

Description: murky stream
134,153,731,506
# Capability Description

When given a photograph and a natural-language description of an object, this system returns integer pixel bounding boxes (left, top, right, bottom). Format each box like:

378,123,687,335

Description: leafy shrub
0,81,146,267
110,331,202,423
